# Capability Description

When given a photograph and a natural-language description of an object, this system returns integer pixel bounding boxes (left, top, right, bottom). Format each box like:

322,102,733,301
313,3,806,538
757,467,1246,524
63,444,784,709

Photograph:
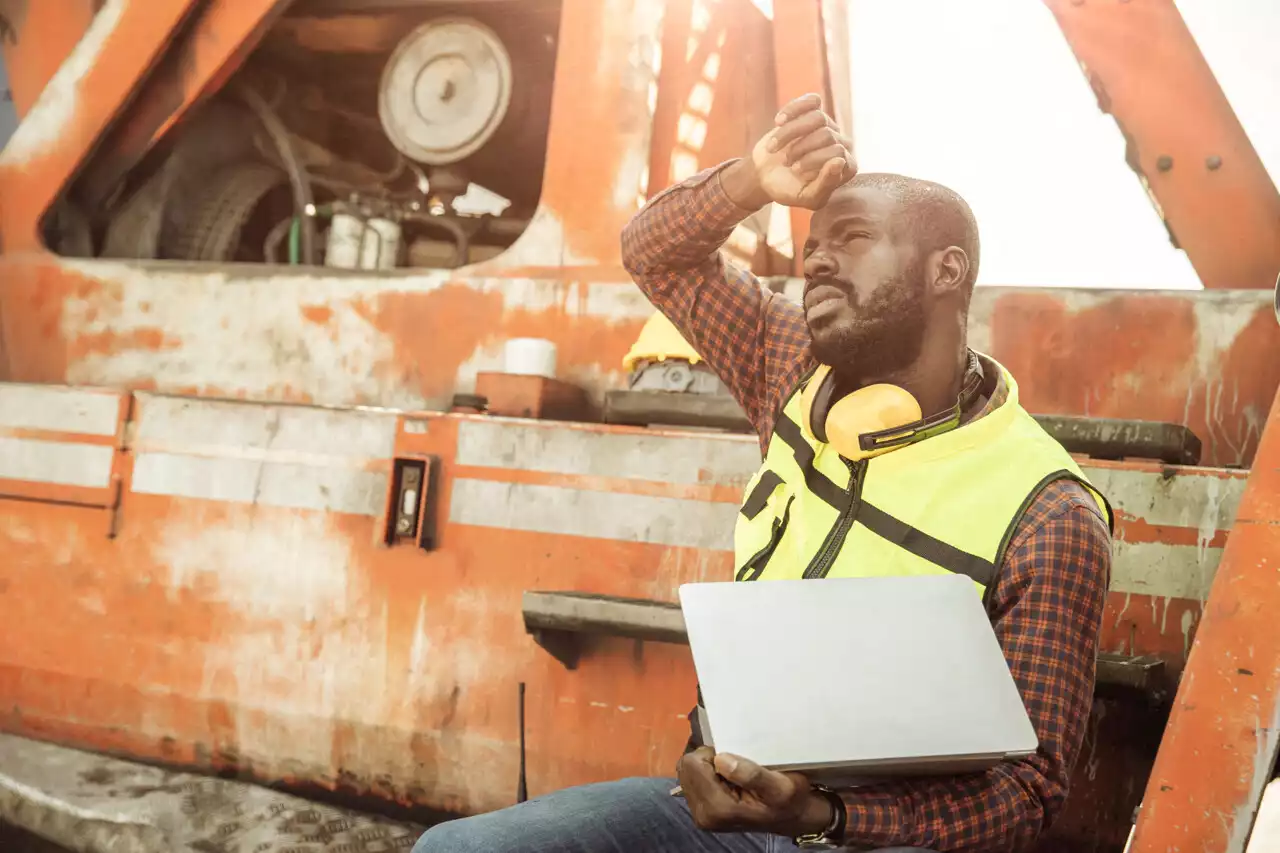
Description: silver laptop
678,574,1038,785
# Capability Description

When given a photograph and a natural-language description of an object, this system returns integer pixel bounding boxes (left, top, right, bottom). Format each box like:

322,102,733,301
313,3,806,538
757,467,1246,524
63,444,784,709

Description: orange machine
1,2,1279,852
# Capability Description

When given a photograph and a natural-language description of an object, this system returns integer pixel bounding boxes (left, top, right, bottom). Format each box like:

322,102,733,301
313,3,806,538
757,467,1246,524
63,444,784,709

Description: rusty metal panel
973,286,1280,468
1131,384,1280,853
2,271,1274,467
0,397,1250,833
1044,0,1280,290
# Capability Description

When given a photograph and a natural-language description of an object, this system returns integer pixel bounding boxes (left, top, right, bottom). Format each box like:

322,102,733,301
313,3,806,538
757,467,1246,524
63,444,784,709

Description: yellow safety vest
733,355,1113,596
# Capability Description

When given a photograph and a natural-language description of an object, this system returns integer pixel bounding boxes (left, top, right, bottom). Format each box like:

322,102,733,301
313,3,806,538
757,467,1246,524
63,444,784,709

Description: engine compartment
46,0,561,271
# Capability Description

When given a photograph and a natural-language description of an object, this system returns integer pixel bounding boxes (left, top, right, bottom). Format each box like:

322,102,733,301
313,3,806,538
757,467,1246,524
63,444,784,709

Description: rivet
1206,155,1223,171
1156,155,1174,173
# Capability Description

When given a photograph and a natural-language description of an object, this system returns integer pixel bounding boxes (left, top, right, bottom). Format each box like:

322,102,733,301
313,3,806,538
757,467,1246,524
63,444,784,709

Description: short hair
845,173,980,290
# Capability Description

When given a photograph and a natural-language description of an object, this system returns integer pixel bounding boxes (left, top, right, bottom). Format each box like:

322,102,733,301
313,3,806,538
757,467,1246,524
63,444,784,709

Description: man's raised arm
620,94,855,434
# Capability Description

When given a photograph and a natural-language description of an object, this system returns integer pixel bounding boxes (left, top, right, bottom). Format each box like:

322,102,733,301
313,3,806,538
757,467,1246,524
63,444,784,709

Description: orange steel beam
0,0,100,118
771,0,836,275
75,0,290,208
0,0,204,250
1130,382,1280,852
1044,0,1280,290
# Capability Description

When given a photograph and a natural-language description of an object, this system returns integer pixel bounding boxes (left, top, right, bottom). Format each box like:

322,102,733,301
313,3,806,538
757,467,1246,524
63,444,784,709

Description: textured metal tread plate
0,734,422,853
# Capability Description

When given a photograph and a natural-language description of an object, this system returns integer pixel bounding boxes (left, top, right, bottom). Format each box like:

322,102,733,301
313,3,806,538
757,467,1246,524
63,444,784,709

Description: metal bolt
1156,155,1174,173
396,517,413,534
1206,155,1223,171
404,468,420,485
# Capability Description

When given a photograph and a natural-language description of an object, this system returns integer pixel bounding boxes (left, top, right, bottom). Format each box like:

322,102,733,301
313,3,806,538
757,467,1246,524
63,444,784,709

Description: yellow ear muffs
800,364,924,461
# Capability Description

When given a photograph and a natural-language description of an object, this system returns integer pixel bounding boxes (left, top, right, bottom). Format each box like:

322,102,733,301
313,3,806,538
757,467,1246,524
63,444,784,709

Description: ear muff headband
800,353,986,461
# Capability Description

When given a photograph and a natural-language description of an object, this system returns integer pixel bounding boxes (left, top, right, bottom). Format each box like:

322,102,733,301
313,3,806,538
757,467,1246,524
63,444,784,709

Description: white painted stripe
450,479,1224,599
1085,466,1244,531
131,452,387,516
1110,540,1223,601
0,438,114,489
133,396,398,459
449,479,739,551
455,420,760,486
0,385,120,436
452,422,1244,537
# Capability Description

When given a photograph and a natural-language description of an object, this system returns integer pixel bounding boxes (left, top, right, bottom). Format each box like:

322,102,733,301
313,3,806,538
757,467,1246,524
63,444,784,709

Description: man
413,95,1112,853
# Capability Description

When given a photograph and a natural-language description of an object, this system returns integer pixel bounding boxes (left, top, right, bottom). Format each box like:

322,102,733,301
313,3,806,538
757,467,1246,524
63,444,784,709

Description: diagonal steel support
1043,0,1280,290
1131,380,1280,851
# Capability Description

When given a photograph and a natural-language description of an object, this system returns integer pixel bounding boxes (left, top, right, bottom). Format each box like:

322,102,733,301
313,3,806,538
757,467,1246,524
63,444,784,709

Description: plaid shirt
621,163,1113,852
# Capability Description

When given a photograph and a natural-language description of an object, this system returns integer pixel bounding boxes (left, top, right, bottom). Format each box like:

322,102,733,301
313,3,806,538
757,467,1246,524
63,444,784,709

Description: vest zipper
802,459,866,579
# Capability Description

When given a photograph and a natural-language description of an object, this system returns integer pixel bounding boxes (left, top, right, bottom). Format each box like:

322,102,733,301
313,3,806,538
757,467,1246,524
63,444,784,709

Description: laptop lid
678,574,1038,783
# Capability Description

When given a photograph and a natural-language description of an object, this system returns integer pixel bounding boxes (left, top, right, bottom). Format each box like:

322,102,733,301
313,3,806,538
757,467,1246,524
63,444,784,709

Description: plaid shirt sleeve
839,480,1113,852
620,162,811,443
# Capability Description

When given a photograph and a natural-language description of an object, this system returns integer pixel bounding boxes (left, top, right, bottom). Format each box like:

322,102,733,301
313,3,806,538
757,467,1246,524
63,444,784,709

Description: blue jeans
411,776,935,852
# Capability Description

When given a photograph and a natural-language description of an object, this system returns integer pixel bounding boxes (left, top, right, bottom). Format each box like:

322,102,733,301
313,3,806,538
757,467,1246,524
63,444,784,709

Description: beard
807,266,928,379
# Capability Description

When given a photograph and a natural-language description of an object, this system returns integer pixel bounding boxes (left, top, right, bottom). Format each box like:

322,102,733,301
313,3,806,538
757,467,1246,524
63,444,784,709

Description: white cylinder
503,338,557,378
325,213,402,270
363,217,402,270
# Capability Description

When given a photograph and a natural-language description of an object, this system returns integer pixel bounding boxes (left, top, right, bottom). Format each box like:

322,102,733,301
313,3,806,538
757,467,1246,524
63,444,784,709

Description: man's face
801,185,927,376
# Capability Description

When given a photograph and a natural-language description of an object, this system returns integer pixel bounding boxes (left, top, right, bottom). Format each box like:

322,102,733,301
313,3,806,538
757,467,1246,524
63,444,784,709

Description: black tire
101,97,268,261
157,162,287,262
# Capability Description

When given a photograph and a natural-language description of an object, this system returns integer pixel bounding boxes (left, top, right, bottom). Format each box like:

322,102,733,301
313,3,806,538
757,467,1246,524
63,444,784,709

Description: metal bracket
1096,653,1168,703
530,629,583,670
1032,415,1202,465
522,591,687,669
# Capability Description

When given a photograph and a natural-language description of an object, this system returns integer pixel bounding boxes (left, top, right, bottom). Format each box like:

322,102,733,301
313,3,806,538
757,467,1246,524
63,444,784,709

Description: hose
234,82,318,265
263,216,292,264
265,204,333,265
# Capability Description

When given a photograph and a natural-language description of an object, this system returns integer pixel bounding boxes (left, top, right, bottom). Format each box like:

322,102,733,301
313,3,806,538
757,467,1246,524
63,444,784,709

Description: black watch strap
794,785,846,849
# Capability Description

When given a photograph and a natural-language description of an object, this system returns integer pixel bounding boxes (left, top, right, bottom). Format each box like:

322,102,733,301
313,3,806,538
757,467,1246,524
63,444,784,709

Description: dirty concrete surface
0,822,72,853
0,734,424,853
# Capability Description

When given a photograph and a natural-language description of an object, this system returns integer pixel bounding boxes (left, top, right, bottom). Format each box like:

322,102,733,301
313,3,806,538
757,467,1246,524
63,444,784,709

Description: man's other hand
676,747,836,837
722,93,856,211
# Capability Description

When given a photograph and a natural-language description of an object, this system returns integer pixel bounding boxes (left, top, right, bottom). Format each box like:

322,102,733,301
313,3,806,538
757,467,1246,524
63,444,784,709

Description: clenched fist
722,93,856,211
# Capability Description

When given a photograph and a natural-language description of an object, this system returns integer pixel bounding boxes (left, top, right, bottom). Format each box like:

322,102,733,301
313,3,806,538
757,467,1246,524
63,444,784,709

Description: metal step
523,590,1167,698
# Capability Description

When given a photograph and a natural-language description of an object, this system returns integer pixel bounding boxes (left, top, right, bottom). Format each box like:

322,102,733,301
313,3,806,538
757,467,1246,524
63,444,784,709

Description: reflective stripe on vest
732,355,1113,595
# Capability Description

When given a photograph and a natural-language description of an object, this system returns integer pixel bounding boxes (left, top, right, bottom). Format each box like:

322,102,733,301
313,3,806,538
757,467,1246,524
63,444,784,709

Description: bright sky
845,0,1280,290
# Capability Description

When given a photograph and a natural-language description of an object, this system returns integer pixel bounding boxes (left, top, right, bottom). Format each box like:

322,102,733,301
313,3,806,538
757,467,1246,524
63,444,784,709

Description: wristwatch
794,785,847,849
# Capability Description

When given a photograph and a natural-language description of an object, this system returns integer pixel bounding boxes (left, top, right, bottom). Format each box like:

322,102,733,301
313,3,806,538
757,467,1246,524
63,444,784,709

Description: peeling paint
154,508,387,771
52,259,657,410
